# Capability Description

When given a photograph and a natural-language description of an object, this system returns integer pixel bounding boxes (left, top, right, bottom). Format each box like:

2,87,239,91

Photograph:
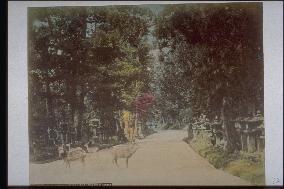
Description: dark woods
28,6,155,161
28,3,264,161
154,3,263,153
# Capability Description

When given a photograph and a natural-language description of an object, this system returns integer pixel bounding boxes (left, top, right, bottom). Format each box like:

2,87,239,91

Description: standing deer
111,143,139,168
62,147,87,168
53,141,64,159
62,141,92,168
53,140,90,168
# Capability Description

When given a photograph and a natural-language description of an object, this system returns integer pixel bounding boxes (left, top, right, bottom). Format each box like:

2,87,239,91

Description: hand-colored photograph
28,2,264,185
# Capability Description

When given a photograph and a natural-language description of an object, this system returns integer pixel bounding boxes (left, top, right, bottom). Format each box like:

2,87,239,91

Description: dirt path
30,130,250,185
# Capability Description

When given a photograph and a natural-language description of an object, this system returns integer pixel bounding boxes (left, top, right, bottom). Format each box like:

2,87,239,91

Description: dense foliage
29,3,263,157
154,3,263,152
29,6,154,149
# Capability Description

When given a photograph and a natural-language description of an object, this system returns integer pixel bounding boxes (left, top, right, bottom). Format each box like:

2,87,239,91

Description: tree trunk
70,14,88,142
73,109,80,139
72,85,84,141
188,123,194,141
139,117,146,138
45,97,53,119
160,115,165,125
134,112,138,137
178,117,183,129
221,97,237,154
44,82,54,119
251,104,256,116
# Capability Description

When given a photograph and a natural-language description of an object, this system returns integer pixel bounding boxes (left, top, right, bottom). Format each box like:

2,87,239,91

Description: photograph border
8,1,283,186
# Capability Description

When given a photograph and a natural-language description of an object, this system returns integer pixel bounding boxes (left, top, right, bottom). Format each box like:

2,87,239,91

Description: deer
53,140,90,168
81,141,90,153
62,146,87,168
110,142,139,168
62,140,93,168
53,141,65,159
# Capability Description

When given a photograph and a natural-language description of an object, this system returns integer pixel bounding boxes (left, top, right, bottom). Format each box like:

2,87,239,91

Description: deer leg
81,157,85,168
114,158,119,168
63,159,67,168
126,158,129,168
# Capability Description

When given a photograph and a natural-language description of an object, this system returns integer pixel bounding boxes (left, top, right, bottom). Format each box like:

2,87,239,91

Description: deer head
130,142,139,153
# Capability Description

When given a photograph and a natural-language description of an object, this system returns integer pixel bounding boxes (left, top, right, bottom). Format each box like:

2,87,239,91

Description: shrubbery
144,127,157,136
161,123,180,130
189,131,265,185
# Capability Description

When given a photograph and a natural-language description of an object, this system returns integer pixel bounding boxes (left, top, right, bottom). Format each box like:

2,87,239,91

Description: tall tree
155,3,263,153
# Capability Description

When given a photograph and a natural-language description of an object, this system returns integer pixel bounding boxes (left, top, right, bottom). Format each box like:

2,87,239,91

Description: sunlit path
30,130,250,185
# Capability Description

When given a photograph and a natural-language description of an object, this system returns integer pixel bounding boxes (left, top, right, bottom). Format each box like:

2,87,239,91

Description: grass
225,159,265,185
189,131,265,185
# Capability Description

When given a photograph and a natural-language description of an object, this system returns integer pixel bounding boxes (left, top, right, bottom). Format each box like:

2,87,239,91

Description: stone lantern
235,112,264,153
210,117,224,147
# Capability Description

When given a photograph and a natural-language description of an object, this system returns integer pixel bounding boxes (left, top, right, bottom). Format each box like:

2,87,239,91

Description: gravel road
30,130,250,185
